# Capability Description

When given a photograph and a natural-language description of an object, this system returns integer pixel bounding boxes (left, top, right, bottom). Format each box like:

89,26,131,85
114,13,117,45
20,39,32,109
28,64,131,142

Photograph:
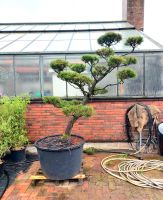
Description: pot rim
11,147,26,151
0,160,4,166
35,134,85,152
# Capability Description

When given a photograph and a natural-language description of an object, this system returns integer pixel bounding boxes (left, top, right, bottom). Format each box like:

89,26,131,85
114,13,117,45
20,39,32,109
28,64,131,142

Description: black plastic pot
0,161,4,177
10,148,26,162
35,134,85,180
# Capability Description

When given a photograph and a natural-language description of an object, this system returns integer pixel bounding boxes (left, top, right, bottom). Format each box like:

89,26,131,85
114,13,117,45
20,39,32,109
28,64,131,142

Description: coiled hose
101,154,163,189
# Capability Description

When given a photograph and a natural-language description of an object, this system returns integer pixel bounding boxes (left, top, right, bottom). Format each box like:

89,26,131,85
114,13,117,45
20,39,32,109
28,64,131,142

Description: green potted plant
9,133,29,162
0,140,9,176
35,32,143,180
0,96,30,162
0,103,13,167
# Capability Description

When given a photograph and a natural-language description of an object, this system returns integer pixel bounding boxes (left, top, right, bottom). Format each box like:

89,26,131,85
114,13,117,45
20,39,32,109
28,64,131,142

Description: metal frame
30,96,163,104
0,20,129,25
0,21,163,98
0,49,162,56
1,50,163,98
0,21,134,33
0,21,161,55
0,27,135,34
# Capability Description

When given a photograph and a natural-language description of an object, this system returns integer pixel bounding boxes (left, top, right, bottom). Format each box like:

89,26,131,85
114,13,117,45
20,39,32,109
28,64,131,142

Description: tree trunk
64,95,90,136
65,116,78,136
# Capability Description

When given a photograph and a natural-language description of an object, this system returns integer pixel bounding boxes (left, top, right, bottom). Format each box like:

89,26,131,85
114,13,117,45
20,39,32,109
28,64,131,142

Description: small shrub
0,95,30,150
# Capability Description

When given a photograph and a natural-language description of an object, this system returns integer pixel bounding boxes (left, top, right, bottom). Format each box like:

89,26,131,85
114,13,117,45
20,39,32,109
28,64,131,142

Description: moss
84,147,97,155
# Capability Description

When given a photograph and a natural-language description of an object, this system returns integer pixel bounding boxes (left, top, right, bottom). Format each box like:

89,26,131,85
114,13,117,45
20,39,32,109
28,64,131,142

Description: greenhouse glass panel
45,25,61,30
97,68,117,96
65,55,84,97
36,33,56,41
61,24,75,30
103,23,118,29
90,24,104,29
138,38,161,50
113,40,133,51
0,41,13,50
46,40,69,52
69,40,91,51
145,53,163,96
17,25,35,31
0,33,24,41
0,21,162,98
0,34,8,39
22,41,50,52
90,31,107,39
14,56,40,97
116,22,134,28
118,54,144,96
0,25,8,30
55,33,72,40
19,33,41,41
0,41,31,52
43,55,66,97
91,40,102,51
75,24,89,30
73,32,89,40
32,25,49,30
3,25,22,31
119,30,142,38
0,56,14,96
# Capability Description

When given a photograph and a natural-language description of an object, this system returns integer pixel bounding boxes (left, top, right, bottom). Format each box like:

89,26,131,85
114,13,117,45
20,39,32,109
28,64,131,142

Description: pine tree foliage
44,32,143,136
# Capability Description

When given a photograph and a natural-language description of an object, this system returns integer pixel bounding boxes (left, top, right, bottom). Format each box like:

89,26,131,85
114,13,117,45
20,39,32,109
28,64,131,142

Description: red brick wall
26,99,163,142
127,0,144,30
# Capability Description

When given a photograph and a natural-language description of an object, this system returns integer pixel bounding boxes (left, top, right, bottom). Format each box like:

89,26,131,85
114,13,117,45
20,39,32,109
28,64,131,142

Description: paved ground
1,153,163,200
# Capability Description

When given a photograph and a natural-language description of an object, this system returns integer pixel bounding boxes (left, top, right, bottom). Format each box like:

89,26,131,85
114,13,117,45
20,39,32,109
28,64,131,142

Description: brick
127,0,144,30
26,99,163,142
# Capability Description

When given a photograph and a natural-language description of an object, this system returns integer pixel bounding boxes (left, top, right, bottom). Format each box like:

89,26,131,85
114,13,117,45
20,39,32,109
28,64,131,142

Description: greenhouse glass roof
0,21,162,54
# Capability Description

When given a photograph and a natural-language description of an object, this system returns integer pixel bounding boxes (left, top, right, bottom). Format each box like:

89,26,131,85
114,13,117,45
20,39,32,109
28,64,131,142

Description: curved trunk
65,116,79,136
64,95,90,136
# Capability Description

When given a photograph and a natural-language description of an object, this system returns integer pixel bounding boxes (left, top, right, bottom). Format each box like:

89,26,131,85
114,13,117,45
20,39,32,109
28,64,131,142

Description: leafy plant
44,32,143,137
0,95,30,150
9,133,29,150
0,140,9,160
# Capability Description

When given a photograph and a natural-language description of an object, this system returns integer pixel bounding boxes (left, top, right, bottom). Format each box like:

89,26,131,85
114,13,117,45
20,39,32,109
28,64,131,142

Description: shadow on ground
0,153,38,198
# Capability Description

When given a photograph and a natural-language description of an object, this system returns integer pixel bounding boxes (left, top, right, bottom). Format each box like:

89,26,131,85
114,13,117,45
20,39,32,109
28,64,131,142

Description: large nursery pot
35,134,85,180
10,148,26,162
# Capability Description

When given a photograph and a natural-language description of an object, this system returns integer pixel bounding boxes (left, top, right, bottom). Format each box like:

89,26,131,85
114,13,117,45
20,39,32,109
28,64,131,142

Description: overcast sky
144,0,163,45
0,0,162,45
0,0,122,22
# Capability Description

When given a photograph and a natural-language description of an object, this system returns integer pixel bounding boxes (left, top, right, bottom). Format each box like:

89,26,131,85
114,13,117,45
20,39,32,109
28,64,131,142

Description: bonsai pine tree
44,32,143,138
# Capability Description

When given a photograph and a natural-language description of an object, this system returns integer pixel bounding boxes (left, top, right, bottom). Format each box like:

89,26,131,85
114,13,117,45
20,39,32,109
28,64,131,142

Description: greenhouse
0,21,163,98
